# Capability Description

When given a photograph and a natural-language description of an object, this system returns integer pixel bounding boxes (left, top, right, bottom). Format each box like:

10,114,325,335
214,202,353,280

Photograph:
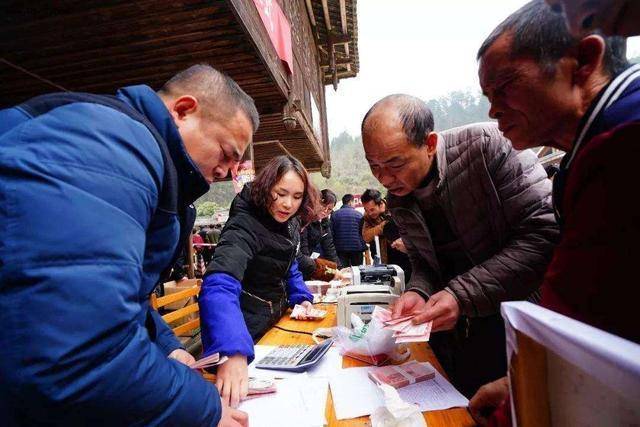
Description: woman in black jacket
297,189,341,279
199,155,319,407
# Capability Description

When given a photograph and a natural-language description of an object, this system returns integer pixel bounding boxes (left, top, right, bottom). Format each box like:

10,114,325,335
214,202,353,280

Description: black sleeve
297,227,317,280
168,249,188,282
319,220,340,265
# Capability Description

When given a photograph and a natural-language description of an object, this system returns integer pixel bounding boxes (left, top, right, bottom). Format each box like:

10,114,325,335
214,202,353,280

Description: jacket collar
116,85,209,207
563,63,640,170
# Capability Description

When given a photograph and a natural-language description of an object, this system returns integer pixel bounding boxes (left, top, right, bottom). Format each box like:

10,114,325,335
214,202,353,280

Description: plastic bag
370,383,427,427
330,312,409,365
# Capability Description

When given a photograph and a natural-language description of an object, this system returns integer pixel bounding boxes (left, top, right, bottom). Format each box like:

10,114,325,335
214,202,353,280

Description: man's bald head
360,95,438,197
361,94,434,147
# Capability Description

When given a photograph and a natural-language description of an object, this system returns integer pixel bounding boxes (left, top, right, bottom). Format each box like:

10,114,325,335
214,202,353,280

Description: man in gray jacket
361,94,559,396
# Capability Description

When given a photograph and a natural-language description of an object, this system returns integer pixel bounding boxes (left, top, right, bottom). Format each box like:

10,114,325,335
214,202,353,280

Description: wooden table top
257,303,475,427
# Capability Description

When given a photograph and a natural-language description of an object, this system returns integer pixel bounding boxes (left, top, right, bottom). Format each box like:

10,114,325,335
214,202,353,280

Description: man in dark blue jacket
331,194,367,266
0,64,257,426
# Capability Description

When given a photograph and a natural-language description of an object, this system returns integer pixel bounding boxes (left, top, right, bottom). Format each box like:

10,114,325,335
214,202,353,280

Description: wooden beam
252,140,281,147
277,141,294,158
339,0,352,74
304,0,317,27
339,0,348,34
226,0,290,100
321,0,332,31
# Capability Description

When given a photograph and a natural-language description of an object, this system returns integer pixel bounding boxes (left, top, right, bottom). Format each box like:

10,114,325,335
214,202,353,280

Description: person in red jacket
469,0,639,424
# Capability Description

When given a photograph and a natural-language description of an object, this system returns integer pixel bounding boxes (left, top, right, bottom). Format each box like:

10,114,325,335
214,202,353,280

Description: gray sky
325,0,640,139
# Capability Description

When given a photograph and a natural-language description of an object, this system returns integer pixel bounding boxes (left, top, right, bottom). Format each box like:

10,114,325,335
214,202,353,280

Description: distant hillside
311,131,384,198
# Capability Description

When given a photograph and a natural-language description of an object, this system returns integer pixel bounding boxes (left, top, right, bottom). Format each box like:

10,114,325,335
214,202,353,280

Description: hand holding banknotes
391,291,428,319
412,290,460,332
392,290,460,332
291,301,327,320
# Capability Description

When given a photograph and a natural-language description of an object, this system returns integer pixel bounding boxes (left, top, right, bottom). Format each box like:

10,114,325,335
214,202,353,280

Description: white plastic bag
331,313,408,365
370,383,428,427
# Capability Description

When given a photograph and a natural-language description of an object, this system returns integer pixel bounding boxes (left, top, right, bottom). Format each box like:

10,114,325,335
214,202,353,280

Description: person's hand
469,376,510,426
218,399,249,427
168,348,196,367
390,238,408,254
391,291,427,319
292,300,314,320
412,290,460,331
216,354,248,408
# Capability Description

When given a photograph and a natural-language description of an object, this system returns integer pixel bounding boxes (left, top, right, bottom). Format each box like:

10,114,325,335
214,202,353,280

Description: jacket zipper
242,289,274,314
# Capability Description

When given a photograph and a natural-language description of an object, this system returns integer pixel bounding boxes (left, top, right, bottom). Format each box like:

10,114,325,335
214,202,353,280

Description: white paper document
239,374,328,427
248,345,342,379
329,363,468,420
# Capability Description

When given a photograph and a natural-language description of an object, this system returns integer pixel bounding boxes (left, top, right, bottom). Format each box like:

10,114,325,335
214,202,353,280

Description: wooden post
510,330,552,427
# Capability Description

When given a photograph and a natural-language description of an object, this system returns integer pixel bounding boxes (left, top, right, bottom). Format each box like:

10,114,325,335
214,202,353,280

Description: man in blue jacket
0,64,258,426
331,194,367,266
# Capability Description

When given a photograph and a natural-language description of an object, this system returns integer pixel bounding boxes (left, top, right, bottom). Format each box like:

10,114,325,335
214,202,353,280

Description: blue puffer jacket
0,86,221,426
331,205,366,252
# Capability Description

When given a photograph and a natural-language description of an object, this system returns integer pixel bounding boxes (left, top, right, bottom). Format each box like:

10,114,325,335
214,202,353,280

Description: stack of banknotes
368,360,436,389
245,378,277,399
189,353,228,370
372,306,432,343
290,304,327,320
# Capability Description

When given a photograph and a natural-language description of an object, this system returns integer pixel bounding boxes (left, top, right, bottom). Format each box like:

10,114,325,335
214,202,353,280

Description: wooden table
258,304,475,427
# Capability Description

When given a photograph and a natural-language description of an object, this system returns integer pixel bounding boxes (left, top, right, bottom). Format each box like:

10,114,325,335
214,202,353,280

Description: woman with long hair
199,155,319,408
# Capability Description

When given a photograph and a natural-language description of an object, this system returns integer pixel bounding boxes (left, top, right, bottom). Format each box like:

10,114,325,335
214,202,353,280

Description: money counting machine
337,265,405,328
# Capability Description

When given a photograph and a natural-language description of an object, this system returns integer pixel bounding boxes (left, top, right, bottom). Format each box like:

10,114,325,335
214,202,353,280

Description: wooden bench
150,279,201,338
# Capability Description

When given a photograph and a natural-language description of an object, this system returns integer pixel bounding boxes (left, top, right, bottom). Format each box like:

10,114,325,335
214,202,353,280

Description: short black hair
362,94,435,147
342,194,354,205
477,0,628,77
158,64,260,133
361,189,383,205
320,189,337,205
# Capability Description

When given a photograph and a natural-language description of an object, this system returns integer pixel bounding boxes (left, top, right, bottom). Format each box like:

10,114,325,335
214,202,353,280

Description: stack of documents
239,373,328,427
240,345,343,427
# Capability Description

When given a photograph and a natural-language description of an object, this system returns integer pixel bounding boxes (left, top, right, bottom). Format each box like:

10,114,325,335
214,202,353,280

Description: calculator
254,339,333,372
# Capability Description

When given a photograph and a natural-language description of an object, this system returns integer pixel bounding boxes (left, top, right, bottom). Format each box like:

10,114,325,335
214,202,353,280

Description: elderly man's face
545,0,638,37
478,32,581,150
363,113,434,197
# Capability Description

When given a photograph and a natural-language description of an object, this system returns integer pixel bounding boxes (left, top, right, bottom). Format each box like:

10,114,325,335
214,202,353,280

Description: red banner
252,0,293,74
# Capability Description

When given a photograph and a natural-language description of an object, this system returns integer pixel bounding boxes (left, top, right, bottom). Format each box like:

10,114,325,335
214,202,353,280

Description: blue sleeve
286,260,314,306
199,272,255,362
150,308,183,355
0,104,221,426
